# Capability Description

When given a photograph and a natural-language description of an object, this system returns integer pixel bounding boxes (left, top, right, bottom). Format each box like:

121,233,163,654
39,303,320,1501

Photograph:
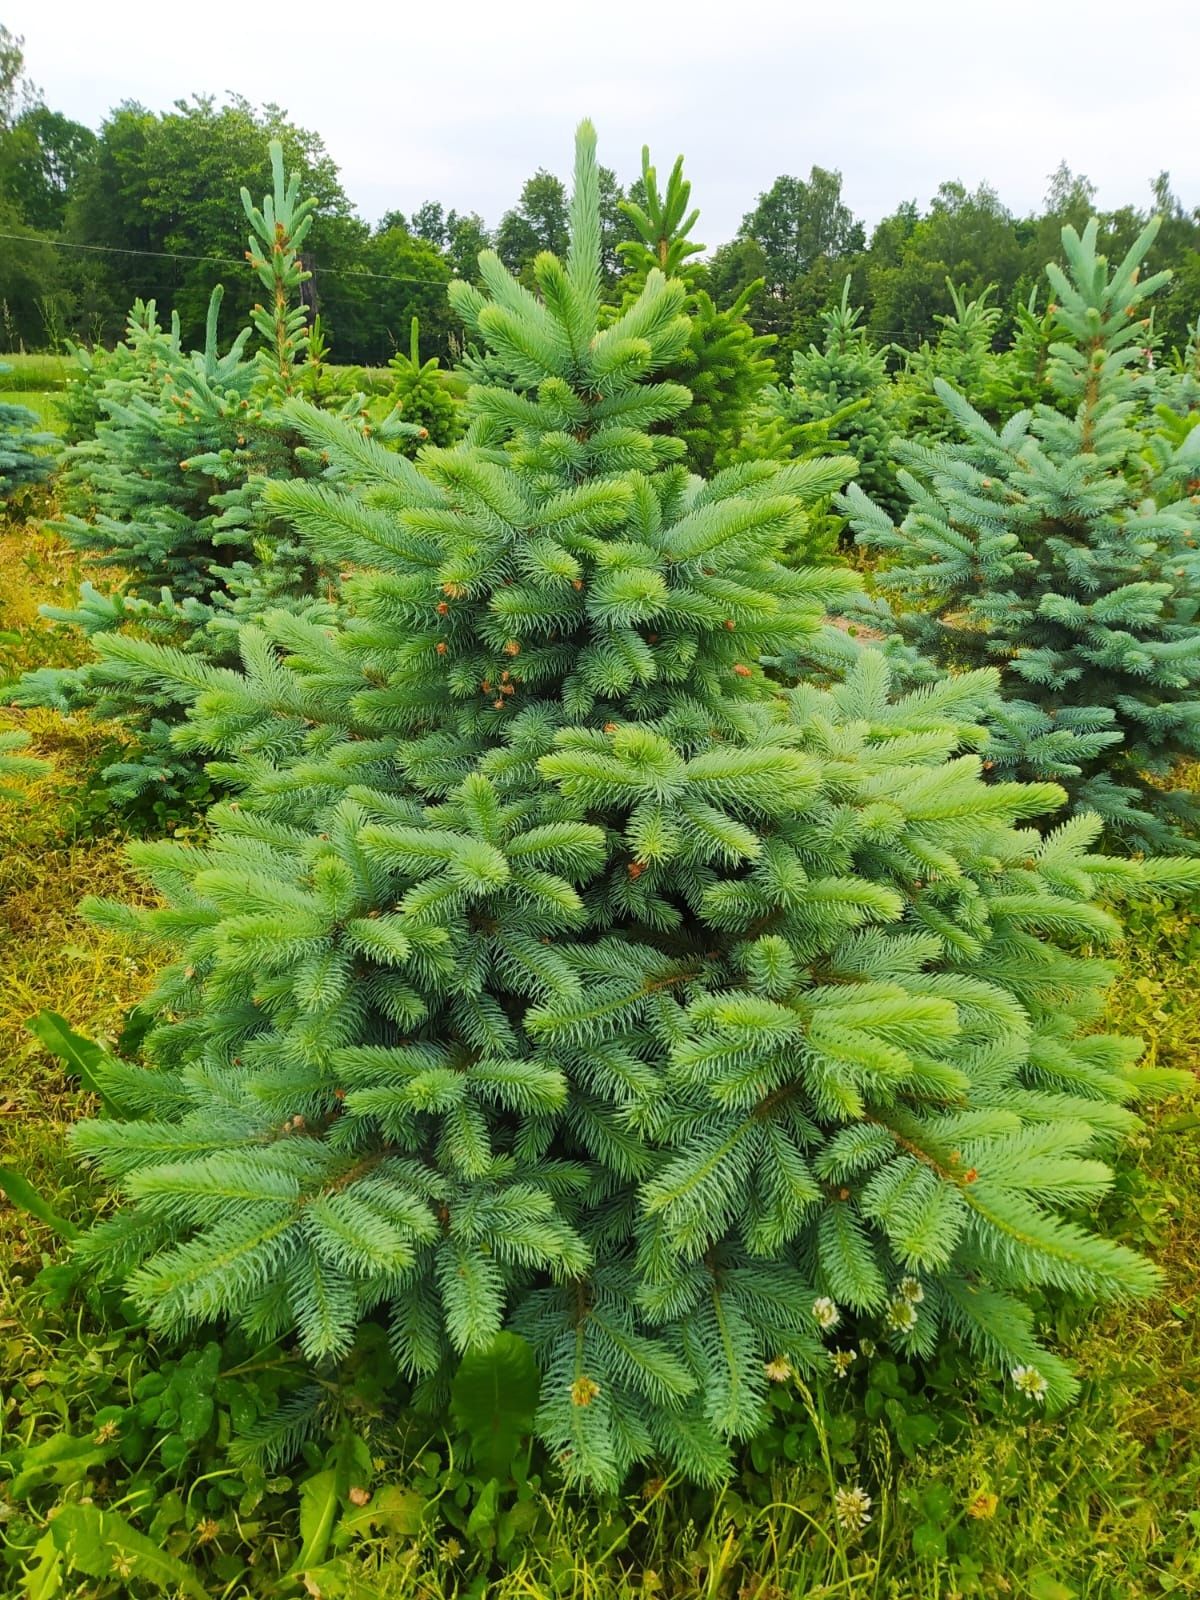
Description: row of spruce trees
4,122,1200,1491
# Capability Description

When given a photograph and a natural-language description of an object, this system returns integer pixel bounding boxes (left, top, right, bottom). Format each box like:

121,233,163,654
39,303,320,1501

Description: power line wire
0,231,933,346
0,231,456,287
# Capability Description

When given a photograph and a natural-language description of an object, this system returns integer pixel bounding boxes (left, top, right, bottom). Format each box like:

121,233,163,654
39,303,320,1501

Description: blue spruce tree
69,128,1200,1491
847,219,1200,851
14,145,379,819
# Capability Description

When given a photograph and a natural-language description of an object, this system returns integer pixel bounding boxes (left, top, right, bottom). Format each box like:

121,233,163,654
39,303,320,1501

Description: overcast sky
8,0,1200,244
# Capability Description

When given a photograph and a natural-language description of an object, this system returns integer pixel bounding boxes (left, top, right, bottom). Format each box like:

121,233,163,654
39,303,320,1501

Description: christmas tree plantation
848,219,1200,852
71,126,1199,1492
14,145,369,815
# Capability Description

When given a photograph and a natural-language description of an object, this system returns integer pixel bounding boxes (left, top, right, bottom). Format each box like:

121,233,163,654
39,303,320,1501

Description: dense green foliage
3,27,1198,372
849,219,1200,852
4,497,1200,1597
58,127,1200,1499
892,282,1003,439
385,318,464,453
712,162,1200,364
2,36,1200,1576
11,146,357,817
761,278,901,515
614,148,776,474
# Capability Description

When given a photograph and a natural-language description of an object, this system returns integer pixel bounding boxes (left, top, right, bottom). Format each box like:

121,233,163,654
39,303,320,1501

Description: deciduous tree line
1,29,1197,371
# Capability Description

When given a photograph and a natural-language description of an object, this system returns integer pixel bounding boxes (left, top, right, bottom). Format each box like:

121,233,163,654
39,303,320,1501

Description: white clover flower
899,1275,925,1304
858,1338,876,1358
764,1356,794,1383
834,1483,872,1533
1011,1365,1049,1402
885,1297,919,1332
812,1296,840,1331
828,1348,857,1378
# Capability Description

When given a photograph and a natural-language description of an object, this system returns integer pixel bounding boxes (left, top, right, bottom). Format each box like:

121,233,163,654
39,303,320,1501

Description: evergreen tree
14,144,367,817
50,294,262,597
985,286,1059,413
847,219,1200,851
70,127,1199,1493
287,315,367,410
1144,321,1200,512
762,277,902,517
1157,313,1200,420
58,337,139,447
0,366,55,502
385,318,464,454
615,147,777,475
895,281,1002,437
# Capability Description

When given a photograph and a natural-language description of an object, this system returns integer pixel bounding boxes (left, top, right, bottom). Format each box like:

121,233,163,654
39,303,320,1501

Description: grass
0,516,150,1212
0,353,72,391
1,358,68,440
6,390,64,432
0,512,1198,1598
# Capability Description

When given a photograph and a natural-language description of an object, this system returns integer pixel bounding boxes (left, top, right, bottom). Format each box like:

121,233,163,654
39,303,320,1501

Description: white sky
8,0,1200,243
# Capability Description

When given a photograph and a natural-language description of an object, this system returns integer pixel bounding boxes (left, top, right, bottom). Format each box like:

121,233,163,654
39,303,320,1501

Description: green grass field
0,354,72,392
1,358,67,443
5,390,63,431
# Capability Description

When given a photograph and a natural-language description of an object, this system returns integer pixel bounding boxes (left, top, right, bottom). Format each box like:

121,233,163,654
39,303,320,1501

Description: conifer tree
13,145,365,814
58,338,140,446
70,127,1200,1492
986,287,1058,413
763,277,902,517
847,219,1200,851
385,318,464,454
0,366,55,503
895,282,1002,438
1144,379,1200,515
1143,315,1200,516
49,293,261,597
1157,313,1200,421
615,147,776,474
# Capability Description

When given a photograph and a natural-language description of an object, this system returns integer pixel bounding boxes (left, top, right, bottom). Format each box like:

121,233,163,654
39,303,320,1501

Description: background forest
2,25,1199,367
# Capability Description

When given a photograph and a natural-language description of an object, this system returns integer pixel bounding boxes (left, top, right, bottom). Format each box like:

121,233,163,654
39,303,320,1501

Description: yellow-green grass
5,390,64,434
0,517,151,1219
0,511,114,673
1,364,67,440
0,353,72,391
0,512,1197,1598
